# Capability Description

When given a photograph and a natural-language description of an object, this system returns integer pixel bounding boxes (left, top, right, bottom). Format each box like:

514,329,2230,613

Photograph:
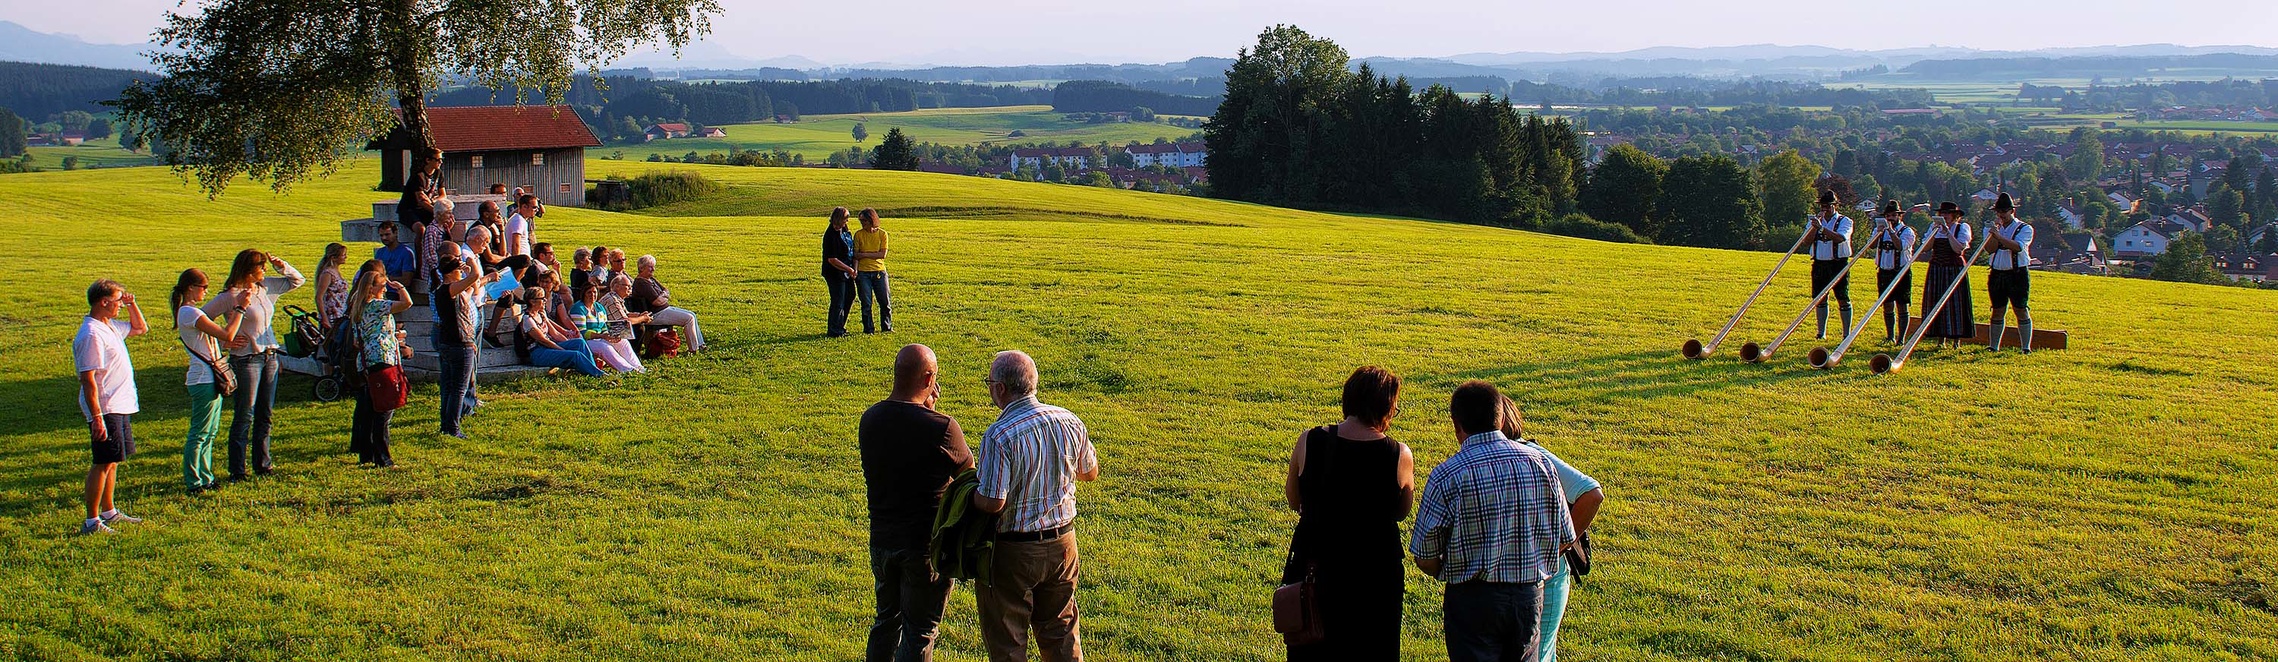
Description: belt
998,523,1072,542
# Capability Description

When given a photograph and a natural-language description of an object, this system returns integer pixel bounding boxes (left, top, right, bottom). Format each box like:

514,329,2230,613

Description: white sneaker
78,519,115,535
100,510,142,525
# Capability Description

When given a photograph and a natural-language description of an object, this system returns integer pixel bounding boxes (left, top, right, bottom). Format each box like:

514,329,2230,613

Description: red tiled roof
413,105,600,152
652,122,690,133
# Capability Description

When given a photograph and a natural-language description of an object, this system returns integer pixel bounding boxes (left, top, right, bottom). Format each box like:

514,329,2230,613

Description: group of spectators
859,356,1607,662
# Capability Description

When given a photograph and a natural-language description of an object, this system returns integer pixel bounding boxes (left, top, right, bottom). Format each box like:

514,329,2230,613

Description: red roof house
367,105,602,207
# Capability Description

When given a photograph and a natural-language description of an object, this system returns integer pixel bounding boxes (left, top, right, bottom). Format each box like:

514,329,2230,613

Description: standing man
823,207,860,338
1871,200,1921,344
1920,202,1976,350
1805,189,1855,339
861,344,972,662
1984,193,2036,352
972,350,1098,662
853,208,894,333
76,279,149,535
1411,381,1574,662
505,194,538,257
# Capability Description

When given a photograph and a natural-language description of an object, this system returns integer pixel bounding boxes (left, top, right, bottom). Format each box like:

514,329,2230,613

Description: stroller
276,305,347,403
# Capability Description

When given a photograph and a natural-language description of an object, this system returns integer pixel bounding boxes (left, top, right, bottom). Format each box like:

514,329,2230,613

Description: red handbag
366,364,408,413
1272,561,1325,646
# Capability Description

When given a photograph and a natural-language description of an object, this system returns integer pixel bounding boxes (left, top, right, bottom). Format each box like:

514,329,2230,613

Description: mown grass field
600,105,1204,162
3,160,2277,661
24,145,160,169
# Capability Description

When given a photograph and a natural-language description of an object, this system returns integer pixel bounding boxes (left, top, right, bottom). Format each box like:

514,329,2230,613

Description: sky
6,0,2276,66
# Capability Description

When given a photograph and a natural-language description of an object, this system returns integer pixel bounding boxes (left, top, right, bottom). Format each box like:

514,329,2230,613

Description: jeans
827,276,857,336
857,271,893,332
531,338,606,377
1443,580,1544,662
349,387,394,466
183,382,224,489
868,544,954,662
1534,562,1571,662
648,306,704,350
227,351,280,478
435,343,476,435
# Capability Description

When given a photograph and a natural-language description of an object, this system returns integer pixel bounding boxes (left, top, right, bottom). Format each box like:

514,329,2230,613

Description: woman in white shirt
204,249,303,480
170,268,246,494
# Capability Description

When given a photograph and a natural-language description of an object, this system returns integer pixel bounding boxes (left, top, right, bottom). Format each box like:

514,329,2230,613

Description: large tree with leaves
113,0,720,196
1755,149,1822,228
1660,155,1765,250
870,127,919,171
1580,143,1666,239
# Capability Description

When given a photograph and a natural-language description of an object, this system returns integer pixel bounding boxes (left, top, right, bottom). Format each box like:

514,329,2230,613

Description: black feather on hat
1993,192,2016,212
1881,200,1903,215
1936,201,1964,216
1817,189,1838,205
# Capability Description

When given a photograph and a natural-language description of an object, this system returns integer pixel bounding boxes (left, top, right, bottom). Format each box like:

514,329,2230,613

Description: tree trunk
387,0,433,153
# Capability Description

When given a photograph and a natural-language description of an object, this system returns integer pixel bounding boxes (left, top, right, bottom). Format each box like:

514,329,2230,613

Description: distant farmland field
600,106,1206,162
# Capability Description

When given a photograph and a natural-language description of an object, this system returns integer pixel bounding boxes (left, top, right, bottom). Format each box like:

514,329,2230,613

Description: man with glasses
971,350,1098,661
75,279,149,535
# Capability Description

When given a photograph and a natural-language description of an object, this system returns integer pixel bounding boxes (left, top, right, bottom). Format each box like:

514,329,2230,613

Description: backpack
930,469,999,584
644,328,681,360
325,311,364,389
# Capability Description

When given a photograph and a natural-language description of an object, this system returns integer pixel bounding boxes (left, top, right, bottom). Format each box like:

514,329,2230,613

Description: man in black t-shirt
858,344,972,661
400,147,443,230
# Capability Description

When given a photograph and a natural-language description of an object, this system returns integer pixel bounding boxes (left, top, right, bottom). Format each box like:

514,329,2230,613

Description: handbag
179,332,237,396
356,316,409,414
645,328,681,359
1272,556,1326,646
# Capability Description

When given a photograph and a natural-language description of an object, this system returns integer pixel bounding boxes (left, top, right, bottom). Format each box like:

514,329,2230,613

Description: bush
604,171,722,211
1534,213,1649,244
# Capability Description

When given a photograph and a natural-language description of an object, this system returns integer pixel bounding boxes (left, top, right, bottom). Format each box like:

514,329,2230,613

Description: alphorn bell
1683,225,1814,359
1811,214,1936,369
1740,226,1873,363
1872,222,1997,374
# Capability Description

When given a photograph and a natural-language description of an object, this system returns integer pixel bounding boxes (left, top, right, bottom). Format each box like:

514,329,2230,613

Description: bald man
860,344,972,662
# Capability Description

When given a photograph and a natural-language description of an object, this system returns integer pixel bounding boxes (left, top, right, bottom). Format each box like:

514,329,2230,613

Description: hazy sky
7,0,2276,66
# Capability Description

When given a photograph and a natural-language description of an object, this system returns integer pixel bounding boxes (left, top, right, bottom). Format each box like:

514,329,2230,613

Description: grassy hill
2,161,2275,661
603,106,1202,162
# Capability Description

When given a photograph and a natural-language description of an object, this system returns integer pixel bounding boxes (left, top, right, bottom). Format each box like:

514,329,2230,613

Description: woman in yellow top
852,207,894,333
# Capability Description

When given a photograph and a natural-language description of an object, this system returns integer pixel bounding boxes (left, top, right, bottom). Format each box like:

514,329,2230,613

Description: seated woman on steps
571,282,645,373
517,288,606,377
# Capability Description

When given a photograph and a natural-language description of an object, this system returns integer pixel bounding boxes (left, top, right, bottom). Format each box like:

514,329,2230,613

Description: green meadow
2,160,2275,660
24,144,160,169
600,105,1204,162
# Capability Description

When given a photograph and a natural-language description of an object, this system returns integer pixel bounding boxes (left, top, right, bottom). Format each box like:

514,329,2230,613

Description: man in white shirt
75,279,148,535
505,194,537,257
1984,193,2037,352
1870,200,1921,344
1805,189,1855,339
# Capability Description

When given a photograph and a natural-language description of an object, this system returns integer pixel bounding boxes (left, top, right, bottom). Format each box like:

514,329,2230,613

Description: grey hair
991,350,1038,397
467,225,491,241
637,254,657,270
610,274,633,289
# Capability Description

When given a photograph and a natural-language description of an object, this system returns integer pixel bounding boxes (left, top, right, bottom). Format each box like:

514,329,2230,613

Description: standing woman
822,207,860,337
312,243,351,328
205,249,304,480
1870,201,1920,344
346,261,412,467
173,269,247,494
1497,396,1605,662
1282,366,1415,660
1920,202,1976,349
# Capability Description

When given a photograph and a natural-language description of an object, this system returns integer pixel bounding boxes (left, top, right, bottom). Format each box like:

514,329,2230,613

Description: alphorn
1682,225,1814,359
1811,217,1936,369
1871,223,1997,374
1739,228,1874,363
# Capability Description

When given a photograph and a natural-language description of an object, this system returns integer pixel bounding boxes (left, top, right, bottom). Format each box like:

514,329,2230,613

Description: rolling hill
0,161,2272,660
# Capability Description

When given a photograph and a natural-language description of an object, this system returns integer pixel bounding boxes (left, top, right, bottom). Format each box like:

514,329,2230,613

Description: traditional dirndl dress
1921,227,1974,339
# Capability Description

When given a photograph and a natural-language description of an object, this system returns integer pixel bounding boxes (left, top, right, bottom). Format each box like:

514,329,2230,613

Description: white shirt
205,260,305,357
1808,213,1854,261
458,242,489,306
176,305,221,386
74,317,138,421
505,213,533,256
1989,220,2035,270
1929,222,1973,255
1873,223,1918,271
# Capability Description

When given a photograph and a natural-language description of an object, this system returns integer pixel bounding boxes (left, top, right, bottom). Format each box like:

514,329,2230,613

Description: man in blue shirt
1412,381,1574,662
376,222,417,302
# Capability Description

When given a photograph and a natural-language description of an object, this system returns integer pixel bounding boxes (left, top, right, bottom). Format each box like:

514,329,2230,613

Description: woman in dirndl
1920,202,1976,349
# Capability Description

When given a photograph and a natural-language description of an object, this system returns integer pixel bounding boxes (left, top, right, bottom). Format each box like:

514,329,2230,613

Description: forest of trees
1050,81,1219,116
0,62,160,120
430,76,1055,142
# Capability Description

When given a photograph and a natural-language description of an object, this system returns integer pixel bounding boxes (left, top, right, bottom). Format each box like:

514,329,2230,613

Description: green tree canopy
870,127,919,171
114,0,720,196
2208,184,2248,229
851,122,868,143
1580,143,1667,239
0,107,24,158
1757,149,1821,226
2150,232,2225,284
1661,154,1765,250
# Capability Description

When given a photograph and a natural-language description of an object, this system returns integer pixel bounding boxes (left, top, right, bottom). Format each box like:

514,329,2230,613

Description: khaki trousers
974,533,1083,662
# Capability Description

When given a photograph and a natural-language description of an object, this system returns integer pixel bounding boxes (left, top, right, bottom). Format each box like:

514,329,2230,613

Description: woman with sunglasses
517,287,606,377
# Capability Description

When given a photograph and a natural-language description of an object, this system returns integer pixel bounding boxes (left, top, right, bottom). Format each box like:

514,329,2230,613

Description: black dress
1285,426,1405,661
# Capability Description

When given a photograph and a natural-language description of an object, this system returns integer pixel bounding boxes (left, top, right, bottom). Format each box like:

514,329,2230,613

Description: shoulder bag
358,317,408,414
180,328,237,396
1272,555,1326,646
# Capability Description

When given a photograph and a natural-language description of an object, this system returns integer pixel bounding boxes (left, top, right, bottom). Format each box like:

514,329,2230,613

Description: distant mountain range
6,19,2276,83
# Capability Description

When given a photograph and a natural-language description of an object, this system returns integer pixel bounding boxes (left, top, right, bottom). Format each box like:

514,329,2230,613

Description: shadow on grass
1416,348,1830,404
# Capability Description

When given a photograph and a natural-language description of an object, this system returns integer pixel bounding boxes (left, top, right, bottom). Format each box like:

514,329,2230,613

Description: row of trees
1050,81,1219,116
1205,26,1598,233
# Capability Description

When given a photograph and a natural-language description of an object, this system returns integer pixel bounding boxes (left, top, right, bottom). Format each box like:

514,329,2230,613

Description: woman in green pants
1498,395,1606,661
170,269,245,494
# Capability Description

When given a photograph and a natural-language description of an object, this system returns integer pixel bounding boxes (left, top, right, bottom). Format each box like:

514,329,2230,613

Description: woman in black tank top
1283,367,1415,660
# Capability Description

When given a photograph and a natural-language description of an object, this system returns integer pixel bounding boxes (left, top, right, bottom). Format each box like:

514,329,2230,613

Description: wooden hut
367,105,602,207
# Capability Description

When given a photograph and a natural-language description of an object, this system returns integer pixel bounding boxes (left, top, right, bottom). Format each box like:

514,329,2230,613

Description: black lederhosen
1878,267,1913,302
1812,259,1851,304
1988,267,2029,312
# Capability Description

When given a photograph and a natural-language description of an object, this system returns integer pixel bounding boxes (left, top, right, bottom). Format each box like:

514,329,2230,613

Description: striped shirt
976,395,1096,533
1410,431,1574,584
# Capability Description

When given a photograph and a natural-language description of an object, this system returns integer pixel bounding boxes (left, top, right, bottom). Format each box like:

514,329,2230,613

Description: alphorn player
1805,189,1854,339
1921,201,1975,350
1871,200,1919,344
1984,192,2036,353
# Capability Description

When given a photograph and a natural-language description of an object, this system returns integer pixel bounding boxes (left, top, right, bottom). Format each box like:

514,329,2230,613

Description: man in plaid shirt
1410,381,1575,662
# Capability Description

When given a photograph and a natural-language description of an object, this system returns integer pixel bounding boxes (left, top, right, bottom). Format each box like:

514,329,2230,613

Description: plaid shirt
976,395,1096,533
1410,431,1574,584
